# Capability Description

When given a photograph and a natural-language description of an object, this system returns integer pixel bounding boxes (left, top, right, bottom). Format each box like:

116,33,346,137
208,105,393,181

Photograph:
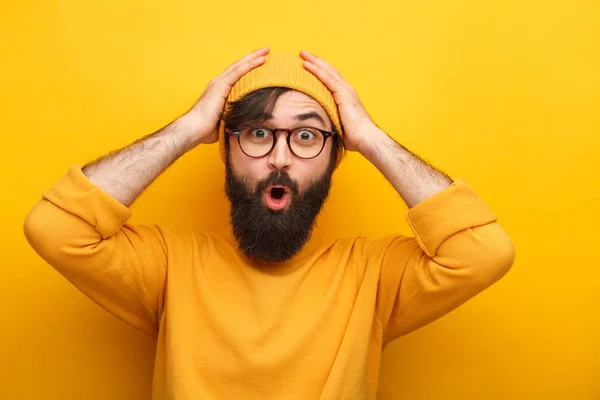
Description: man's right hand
182,47,270,145
76,48,269,208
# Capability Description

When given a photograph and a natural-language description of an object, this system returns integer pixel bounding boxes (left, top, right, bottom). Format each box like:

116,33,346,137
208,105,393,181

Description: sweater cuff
41,165,132,238
405,178,498,257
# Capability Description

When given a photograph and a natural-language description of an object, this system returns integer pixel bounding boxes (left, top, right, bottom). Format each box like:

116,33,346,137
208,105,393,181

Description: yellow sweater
24,165,515,400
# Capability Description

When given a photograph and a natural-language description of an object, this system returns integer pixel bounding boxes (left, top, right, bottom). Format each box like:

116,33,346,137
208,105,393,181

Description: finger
300,50,348,86
222,47,269,76
221,55,267,86
301,52,353,93
222,47,269,75
303,60,347,95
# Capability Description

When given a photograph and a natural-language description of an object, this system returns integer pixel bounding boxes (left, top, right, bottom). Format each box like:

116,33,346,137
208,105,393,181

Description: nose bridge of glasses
272,128,293,138
267,129,293,166
271,129,293,153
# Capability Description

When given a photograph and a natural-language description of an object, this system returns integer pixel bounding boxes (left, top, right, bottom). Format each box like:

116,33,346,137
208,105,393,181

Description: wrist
164,114,198,154
177,113,207,147
356,126,389,158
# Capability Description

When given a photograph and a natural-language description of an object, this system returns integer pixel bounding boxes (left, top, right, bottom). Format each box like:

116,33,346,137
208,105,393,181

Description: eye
249,128,272,139
295,129,316,141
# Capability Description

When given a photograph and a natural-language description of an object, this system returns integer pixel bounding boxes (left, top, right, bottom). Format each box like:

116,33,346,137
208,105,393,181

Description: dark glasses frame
226,127,335,159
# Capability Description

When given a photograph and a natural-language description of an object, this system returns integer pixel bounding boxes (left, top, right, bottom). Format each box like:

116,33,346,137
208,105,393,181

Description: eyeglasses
227,126,335,159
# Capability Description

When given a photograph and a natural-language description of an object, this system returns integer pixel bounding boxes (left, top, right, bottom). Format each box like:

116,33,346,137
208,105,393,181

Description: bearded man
24,48,515,400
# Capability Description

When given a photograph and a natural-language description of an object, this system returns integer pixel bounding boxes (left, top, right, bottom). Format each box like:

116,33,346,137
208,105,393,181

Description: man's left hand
300,50,382,153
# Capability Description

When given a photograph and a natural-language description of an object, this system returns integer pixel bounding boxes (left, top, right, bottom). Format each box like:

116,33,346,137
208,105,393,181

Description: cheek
295,158,330,190
229,149,268,187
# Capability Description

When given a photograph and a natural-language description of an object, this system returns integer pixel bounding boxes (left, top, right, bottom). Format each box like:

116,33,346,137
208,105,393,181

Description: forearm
83,114,200,207
358,127,453,208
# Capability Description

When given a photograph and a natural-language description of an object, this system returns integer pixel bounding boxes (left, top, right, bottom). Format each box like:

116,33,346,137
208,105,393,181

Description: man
24,48,515,399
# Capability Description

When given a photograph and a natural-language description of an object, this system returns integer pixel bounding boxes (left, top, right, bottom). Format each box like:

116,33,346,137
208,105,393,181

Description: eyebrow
293,112,327,127
262,111,327,127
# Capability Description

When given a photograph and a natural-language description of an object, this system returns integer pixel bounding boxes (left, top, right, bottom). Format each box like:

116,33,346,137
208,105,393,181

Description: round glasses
228,127,335,159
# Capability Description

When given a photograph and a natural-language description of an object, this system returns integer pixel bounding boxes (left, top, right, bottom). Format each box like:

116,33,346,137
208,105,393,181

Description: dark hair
222,87,344,166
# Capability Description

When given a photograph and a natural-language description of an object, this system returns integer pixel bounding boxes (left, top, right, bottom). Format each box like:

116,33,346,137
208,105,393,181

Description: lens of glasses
238,127,325,158
239,128,274,157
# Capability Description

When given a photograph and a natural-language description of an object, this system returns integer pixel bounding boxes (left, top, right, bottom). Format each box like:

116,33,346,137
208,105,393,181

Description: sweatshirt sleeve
369,178,516,345
23,165,172,338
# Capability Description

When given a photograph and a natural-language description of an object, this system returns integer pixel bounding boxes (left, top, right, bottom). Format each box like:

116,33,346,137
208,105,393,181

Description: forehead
271,90,328,120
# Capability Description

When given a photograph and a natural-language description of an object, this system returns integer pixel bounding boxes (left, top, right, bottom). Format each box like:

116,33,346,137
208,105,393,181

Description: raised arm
301,51,515,343
82,115,199,207
23,48,270,337
84,47,270,207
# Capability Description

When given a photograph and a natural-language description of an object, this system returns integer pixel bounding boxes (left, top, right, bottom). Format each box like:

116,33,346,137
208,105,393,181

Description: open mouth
264,186,291,210
270,187,285,200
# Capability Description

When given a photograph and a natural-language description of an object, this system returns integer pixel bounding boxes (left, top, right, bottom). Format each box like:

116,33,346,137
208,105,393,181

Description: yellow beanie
217,51,343,166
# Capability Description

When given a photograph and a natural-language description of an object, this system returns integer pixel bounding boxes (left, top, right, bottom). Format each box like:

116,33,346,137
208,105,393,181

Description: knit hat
217,51,344,166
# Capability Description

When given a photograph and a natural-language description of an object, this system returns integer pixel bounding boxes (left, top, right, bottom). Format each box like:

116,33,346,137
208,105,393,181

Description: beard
225,160,334,263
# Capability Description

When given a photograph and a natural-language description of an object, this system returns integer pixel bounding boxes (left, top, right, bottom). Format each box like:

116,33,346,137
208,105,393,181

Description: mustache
255,170,299,195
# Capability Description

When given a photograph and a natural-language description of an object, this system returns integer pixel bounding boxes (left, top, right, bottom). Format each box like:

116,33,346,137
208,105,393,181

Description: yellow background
2,0,599,399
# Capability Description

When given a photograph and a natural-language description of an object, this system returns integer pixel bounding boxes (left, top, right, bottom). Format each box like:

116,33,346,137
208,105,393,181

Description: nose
267,131,292,171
